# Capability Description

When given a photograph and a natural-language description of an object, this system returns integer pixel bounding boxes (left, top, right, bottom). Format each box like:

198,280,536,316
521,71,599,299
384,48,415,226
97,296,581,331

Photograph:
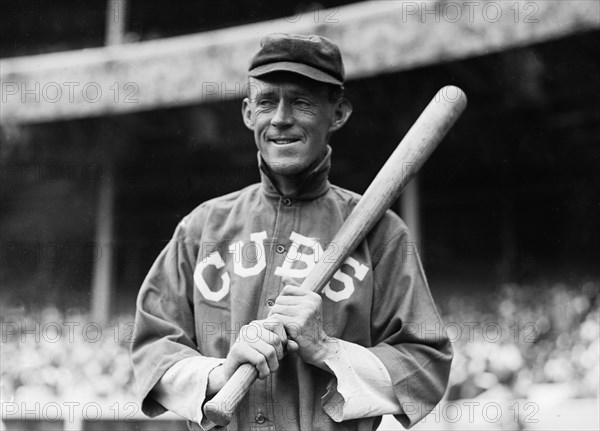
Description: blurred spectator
1,282,598,408
444,281,599,401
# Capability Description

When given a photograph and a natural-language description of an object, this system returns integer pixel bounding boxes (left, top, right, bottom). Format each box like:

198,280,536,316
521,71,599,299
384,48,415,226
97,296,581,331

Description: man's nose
270,100,293,128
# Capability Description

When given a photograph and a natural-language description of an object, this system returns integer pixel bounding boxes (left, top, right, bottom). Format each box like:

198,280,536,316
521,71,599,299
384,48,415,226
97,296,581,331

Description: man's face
242,73,348,175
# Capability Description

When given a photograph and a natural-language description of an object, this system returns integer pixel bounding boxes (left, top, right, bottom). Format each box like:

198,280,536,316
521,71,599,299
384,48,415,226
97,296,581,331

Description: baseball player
131,33,452,430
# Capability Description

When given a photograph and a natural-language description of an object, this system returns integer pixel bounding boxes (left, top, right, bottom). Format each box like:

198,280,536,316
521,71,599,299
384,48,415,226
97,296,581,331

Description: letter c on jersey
194,252,230,302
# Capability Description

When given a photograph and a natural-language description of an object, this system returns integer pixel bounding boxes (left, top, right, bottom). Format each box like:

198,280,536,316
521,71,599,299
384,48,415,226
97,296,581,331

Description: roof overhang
1,0,598,124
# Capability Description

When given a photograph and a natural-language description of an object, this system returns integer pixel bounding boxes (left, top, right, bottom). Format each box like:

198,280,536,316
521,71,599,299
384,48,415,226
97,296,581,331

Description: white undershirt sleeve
321,338,402,422
152,356,225,430
153,340,401,426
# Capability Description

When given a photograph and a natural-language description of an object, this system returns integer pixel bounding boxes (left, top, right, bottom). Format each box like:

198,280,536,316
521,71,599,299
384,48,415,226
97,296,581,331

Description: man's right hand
207,317,297,395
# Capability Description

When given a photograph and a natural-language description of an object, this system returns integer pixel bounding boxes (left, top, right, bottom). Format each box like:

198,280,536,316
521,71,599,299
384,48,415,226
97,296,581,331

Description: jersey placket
247,195,296,430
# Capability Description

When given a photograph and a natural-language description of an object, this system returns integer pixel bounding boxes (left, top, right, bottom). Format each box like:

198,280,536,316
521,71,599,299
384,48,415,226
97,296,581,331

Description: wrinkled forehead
247,73,329,100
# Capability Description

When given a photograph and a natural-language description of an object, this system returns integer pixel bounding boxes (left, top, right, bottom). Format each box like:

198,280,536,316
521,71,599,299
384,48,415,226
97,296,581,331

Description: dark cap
249,33,345,86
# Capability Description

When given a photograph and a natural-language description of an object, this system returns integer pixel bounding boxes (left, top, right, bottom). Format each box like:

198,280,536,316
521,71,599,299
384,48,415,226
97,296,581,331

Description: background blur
1,0,599,430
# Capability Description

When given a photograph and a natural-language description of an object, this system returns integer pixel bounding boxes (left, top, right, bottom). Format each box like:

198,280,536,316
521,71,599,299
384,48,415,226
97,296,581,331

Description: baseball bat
203,85,467,426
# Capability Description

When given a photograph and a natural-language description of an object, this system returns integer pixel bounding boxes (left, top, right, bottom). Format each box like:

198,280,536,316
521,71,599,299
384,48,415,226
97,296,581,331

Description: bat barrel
300,85,467,295
203,86,467,426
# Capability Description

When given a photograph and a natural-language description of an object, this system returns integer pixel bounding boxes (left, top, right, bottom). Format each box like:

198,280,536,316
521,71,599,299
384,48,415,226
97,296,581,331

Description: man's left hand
267,284,338,370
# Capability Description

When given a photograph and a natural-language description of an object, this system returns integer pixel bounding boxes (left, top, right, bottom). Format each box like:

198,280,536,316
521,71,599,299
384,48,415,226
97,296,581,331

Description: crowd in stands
442,282,599,401
1,282,598,412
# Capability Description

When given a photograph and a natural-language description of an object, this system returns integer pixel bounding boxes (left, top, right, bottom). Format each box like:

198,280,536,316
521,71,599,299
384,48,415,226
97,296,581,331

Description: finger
268,313,302,338
261,316,286,336
239,322,284,359
238,322,262,343
286,340,300,353
259,330,284,360
266,310,293,326
261,317,288,350
269,304,297,319
281,277,301,287
247,320,284,359
240,345,271,379
252,339,280,374
280,284,315,296
273,295,304,306
270,302,314,321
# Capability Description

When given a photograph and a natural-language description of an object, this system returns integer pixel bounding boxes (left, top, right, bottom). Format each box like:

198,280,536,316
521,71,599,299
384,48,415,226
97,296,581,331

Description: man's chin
265,159,307,175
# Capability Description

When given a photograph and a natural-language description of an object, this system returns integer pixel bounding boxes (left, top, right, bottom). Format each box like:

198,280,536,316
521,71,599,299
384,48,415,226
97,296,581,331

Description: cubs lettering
194,231,369,302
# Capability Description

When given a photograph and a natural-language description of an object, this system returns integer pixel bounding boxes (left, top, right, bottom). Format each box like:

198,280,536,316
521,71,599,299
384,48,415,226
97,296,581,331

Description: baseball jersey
131,147,452,430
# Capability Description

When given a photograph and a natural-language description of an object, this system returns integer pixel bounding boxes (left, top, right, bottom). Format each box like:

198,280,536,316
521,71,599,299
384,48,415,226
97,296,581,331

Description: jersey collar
258,146,332,200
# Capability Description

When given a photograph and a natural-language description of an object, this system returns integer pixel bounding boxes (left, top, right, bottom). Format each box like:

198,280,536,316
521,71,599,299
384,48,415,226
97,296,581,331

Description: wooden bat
203,85,467,426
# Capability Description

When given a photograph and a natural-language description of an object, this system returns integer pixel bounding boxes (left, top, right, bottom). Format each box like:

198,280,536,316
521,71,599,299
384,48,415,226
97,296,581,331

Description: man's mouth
269,138,301,145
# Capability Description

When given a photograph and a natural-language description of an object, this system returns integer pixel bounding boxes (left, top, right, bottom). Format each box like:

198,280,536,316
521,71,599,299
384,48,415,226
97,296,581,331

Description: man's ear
329,98,353,133
241,97,254,130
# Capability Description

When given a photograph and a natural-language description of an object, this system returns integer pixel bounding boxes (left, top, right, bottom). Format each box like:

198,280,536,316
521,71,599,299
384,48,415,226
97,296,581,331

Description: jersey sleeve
152,356,225,429
368,221,453,428
130,219,206,418
321,338,402,421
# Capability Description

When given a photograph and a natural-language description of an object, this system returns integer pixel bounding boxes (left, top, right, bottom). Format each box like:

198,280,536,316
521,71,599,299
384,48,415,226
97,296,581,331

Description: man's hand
207,317,292,396
267,284,338,370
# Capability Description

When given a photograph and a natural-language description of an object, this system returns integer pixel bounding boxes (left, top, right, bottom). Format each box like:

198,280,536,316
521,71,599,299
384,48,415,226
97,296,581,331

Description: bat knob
204,401,233,427
203,363,259,426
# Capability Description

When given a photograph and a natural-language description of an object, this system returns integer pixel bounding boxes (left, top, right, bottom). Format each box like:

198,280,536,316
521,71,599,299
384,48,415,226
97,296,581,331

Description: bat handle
203,362,258,426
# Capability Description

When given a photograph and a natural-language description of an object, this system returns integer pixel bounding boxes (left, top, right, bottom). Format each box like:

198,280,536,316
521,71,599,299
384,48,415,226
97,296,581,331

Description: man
132,33,452,430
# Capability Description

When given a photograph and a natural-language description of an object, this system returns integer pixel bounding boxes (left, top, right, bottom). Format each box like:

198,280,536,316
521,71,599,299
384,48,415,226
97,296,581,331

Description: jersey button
255,413,266,424
266,299,275,307
276,244,286,254
282,198,292,206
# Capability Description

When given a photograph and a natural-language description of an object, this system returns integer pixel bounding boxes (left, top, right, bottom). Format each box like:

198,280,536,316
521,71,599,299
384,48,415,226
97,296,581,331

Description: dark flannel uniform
132,147,452,430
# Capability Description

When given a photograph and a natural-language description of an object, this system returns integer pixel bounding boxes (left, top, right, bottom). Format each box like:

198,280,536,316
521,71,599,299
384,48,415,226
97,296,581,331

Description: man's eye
257,99,275,107
294,100,312,108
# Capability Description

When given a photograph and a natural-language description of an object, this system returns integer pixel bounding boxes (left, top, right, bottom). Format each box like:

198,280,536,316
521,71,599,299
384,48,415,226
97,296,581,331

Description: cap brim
249,61,342,86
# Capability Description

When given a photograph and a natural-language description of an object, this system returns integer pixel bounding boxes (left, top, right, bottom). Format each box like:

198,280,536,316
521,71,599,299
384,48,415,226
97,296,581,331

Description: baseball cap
248,33,345,86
